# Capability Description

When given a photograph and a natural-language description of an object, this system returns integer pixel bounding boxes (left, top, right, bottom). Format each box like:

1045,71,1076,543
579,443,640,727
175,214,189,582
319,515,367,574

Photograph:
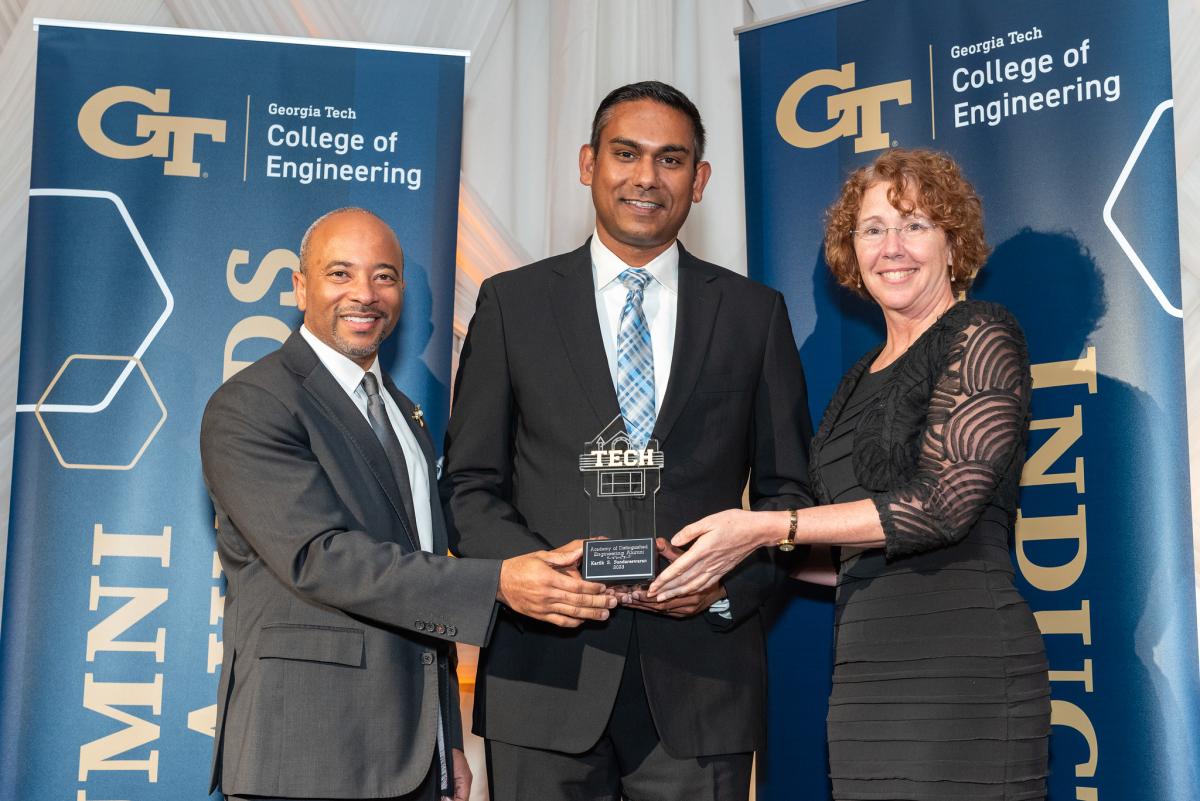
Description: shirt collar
590,231,679,294
299,324,383,398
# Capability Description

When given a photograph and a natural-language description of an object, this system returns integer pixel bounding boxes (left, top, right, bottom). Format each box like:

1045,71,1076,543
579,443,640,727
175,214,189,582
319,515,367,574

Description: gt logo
776,63,911,153
78,86,227,177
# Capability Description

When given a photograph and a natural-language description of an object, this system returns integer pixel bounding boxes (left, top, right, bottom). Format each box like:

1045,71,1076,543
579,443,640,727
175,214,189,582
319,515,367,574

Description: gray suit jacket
201,331,502,798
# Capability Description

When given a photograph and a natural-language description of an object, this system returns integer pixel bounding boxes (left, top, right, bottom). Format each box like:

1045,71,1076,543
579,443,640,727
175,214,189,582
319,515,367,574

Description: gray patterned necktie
360,372,418,532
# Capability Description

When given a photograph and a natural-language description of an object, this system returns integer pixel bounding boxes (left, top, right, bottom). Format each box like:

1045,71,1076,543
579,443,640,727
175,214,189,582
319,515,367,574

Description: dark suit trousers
485,626,753,801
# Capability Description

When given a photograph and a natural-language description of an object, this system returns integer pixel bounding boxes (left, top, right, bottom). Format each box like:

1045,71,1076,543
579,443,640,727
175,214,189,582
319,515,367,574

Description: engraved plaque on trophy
578,416,664,584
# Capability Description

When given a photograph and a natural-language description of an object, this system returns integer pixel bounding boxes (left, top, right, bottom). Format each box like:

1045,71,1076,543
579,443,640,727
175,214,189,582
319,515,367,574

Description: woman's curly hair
823,148,989,299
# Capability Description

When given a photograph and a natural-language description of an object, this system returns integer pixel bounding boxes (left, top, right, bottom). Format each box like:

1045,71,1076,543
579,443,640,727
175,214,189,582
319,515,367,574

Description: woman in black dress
647,148,1051,800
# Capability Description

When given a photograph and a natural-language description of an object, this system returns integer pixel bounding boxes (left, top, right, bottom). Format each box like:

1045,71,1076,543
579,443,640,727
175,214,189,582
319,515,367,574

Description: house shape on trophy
578,415,665,500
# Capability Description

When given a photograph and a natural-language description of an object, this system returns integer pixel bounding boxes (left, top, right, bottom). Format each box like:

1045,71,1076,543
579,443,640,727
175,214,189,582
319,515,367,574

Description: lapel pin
411,404,425,428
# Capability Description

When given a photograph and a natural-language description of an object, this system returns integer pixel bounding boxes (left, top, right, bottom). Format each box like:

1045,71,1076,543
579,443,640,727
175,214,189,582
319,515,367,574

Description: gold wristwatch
777,509,798,551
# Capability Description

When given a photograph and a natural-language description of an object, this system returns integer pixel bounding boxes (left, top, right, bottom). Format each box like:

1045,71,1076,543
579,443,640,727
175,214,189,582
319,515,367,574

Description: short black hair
589,81,706,163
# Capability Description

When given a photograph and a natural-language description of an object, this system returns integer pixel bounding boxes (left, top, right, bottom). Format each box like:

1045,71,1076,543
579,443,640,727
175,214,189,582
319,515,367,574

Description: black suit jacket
442,241,812,757
200,331,502,798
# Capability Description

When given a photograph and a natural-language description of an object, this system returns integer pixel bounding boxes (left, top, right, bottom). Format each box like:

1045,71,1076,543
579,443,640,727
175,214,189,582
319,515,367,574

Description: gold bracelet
777,509,798,551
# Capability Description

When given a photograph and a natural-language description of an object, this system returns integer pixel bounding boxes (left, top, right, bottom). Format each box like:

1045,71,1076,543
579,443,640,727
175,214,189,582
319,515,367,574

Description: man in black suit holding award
442,82,813,800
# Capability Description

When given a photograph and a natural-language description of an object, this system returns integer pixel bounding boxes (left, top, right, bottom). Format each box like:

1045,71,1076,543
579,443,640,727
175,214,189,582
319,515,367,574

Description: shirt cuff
707,598,732,620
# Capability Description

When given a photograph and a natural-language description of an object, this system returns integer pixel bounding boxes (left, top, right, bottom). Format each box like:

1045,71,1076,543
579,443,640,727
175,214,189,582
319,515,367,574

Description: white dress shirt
299,324,433,553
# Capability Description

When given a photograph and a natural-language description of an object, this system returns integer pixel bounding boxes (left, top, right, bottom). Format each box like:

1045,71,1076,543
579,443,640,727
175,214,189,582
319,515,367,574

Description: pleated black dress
810,301,1051,801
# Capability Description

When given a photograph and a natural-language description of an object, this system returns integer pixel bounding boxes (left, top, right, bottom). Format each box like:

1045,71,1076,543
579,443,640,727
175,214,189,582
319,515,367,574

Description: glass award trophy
578,415,664,585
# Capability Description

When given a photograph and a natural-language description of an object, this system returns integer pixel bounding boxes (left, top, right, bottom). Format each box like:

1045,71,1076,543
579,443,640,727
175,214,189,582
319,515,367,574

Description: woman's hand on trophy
647,509,787,601
614,539,726,618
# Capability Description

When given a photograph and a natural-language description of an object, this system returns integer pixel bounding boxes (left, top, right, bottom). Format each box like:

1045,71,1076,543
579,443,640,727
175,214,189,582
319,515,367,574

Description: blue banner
0,21,465,801
740,1,1199,799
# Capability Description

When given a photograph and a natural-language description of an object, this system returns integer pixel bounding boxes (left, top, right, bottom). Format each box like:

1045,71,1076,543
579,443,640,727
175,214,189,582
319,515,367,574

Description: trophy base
582,538,657,585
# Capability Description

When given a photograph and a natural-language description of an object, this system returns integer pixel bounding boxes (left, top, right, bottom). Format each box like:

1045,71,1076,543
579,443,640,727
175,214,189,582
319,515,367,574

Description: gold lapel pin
411,404,425,428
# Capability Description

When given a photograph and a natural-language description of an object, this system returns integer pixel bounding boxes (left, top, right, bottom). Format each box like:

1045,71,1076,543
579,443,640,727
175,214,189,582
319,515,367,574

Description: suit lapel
385,377,436,465
284,333,419,551
549,243,622,430
653,247,720,446
384,376,446,554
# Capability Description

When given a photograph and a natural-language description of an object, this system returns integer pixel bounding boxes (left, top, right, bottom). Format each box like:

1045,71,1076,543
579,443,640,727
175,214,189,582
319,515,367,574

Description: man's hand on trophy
497,540,617,628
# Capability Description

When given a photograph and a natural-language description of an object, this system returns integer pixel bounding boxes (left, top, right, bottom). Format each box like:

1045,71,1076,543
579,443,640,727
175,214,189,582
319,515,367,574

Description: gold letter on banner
78,674,163,781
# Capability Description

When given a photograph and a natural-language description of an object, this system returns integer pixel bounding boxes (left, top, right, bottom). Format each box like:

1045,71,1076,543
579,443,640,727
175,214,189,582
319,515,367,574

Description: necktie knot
361,372,381,399
618,268,652,295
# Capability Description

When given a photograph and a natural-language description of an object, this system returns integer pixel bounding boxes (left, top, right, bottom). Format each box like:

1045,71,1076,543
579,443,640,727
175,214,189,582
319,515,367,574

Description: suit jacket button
415,620,426,631
421,652,435,665
447,625,457,637
435,623,447,634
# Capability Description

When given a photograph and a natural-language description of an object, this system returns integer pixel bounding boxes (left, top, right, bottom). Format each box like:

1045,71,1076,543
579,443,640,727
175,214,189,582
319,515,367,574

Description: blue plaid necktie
616,268,655,449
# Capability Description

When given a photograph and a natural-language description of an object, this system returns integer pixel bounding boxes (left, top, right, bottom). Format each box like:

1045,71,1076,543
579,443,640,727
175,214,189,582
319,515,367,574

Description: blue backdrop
0,21,465,801
740,1,1199,799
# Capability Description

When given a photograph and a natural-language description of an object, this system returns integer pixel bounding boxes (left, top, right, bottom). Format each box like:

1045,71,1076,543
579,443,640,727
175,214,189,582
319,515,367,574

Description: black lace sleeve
873,306,1031,559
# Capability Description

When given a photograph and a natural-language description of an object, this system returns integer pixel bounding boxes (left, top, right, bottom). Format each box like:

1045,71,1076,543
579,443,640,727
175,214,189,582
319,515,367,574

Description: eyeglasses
851,220,936,244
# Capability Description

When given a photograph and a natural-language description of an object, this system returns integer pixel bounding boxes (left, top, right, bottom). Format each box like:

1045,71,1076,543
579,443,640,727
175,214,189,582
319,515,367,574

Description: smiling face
854,181,956,320
579,99,711,266
293,210,404,368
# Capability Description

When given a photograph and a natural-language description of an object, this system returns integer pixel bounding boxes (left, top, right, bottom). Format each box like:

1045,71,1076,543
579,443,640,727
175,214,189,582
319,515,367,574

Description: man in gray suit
200,207,615,801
